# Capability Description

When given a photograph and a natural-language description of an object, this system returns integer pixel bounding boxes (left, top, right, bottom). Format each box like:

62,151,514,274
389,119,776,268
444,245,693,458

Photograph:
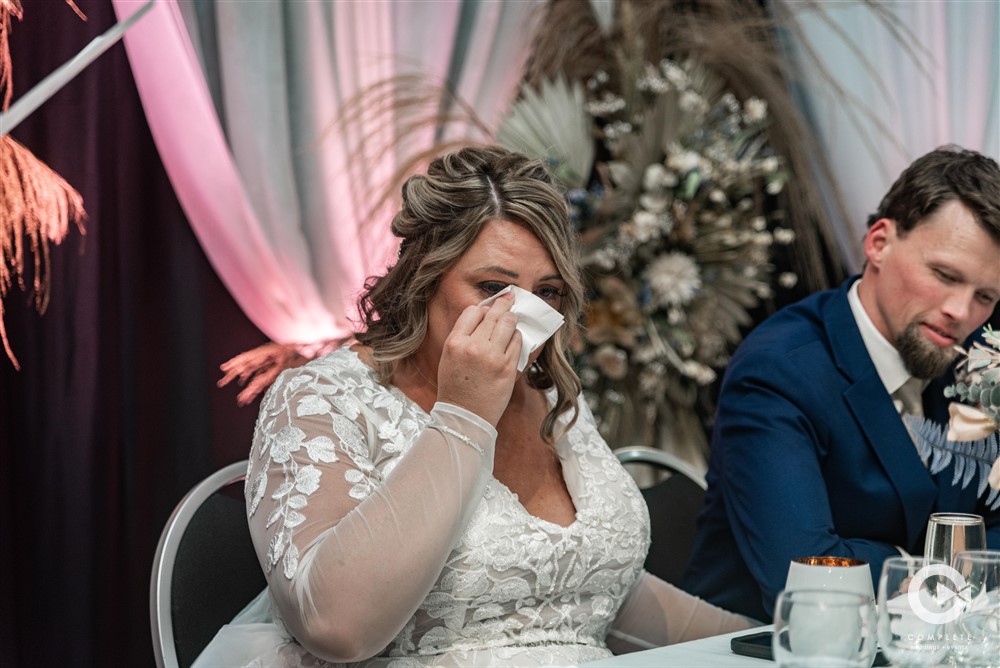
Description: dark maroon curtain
0,1,268,665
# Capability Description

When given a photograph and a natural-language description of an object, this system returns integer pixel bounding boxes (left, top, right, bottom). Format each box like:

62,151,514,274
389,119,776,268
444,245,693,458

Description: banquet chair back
150,460,266,668
614,446,707,586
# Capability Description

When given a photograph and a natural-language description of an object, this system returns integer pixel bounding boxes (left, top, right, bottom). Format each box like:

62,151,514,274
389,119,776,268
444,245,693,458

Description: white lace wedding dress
194,348,750,667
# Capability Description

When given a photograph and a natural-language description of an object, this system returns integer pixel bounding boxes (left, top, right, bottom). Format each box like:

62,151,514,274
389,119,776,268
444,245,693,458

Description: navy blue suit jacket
682,279,1000,622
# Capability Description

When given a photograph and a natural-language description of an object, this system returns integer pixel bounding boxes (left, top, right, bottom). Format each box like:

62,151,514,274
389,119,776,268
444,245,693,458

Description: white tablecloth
580,626,774,667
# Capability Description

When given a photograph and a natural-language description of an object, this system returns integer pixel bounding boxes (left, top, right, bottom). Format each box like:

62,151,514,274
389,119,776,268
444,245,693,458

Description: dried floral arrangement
1,0,86,369
490,0,868,457
496,57,796,456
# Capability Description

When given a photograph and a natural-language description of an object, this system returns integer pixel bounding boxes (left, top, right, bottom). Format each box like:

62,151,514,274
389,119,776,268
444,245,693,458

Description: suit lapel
825,283,937,547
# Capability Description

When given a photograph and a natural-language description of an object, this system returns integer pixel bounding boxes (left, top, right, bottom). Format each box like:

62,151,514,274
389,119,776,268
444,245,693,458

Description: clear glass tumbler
948,550,1000,668
877,556,955,667
773,588,877,668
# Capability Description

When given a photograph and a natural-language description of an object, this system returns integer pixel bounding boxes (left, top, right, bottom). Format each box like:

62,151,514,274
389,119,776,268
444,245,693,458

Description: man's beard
896,321,959,379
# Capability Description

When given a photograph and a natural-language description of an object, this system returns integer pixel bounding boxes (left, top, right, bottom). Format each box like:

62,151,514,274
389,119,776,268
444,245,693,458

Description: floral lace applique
246,348,650,664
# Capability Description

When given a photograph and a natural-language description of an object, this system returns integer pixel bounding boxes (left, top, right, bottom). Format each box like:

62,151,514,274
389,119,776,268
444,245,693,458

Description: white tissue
478,286,565,371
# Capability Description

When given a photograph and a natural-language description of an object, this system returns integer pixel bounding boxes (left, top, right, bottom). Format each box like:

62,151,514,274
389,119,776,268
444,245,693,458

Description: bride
195,146,754,667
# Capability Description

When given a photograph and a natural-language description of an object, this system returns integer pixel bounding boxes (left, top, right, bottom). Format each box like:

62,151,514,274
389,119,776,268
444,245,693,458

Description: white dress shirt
847,279,928,415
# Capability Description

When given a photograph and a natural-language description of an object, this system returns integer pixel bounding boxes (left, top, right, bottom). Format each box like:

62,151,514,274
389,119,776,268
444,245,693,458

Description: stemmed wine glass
924,513,987,565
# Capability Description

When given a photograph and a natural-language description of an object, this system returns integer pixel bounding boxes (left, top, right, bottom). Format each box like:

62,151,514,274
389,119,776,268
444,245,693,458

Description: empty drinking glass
773,588,877,668
948,550,1000,668
877,556,955,667
924,513,986,566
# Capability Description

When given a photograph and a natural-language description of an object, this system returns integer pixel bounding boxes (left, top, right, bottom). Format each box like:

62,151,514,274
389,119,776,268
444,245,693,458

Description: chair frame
150,460,249,668
613,445,708,490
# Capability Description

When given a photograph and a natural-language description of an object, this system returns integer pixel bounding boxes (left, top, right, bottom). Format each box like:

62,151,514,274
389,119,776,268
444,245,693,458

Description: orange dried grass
1,0,87,369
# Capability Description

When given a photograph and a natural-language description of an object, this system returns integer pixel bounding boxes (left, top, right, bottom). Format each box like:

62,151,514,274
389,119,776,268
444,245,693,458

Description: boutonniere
905,325,1000,509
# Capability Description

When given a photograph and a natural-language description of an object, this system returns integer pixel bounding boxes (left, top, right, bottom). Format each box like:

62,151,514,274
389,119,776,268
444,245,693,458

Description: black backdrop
0,1,267,665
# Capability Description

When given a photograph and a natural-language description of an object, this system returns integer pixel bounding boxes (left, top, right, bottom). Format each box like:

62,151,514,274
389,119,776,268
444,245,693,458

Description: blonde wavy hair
356,145,584,443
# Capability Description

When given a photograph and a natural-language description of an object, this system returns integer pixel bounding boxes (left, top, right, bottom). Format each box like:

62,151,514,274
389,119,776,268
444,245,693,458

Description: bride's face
422,218,565,368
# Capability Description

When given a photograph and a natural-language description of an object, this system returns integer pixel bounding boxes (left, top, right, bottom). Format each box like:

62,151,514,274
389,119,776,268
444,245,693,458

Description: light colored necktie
893,376,926,464
892,376,925,419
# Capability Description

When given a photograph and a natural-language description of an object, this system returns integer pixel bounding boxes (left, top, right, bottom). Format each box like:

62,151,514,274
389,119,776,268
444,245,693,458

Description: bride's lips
922,322,957,347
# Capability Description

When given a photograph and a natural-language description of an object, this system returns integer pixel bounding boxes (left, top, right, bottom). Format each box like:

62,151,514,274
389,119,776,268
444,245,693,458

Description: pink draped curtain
111,0,542,347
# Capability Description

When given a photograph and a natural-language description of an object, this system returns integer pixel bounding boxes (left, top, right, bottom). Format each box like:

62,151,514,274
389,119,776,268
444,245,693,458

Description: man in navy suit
683,145,1000,622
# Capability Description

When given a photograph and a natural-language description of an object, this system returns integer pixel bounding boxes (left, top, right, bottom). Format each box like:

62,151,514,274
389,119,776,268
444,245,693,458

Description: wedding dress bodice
193,347,751,668
246,348,649,666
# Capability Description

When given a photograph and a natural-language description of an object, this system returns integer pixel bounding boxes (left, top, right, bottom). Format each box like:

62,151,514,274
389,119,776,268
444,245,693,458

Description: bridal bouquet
497,59,794,455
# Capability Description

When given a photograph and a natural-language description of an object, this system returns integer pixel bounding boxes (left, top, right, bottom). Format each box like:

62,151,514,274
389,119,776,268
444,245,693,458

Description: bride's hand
435,292,521,427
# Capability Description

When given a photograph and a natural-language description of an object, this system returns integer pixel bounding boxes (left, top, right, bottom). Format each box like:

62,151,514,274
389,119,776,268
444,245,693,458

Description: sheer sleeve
606,571,758,653
246,359,497,663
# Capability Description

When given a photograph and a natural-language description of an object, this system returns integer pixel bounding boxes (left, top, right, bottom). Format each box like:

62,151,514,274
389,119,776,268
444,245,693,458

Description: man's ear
863,218,895,270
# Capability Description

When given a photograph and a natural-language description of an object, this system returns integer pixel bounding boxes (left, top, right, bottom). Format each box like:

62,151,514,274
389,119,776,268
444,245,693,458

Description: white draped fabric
108,0,997,347
111,0,542,345
777,0,999,273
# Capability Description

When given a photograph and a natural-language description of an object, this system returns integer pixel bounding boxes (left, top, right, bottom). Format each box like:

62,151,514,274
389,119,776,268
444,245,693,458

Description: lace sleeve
606,571,757,653
246,363,496,663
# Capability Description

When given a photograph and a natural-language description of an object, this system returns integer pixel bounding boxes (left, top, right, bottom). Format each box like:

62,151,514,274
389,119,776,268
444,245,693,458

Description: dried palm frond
319,72,494,234
1,0,87,369
1,0,20,111
496,76,594,190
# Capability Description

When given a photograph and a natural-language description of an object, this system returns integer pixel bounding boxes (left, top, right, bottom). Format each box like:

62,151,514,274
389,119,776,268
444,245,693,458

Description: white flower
668,150,701,173
679,90,707,114
681,360,717,385
643,163,668,190
744,97,768,122
774,227,796,244
638,66,668,94
751,216,768,231
603,120,633,140
593,345,629,380
659,60,687,87
779,272,799,288
645,252,702,306
588,248,617,271
626,210,664,243
632,344,658,364
638,192,670,214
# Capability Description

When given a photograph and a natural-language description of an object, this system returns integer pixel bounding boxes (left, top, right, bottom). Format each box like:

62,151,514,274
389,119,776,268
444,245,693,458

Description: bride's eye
478,281,508,296
535,286,565,303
